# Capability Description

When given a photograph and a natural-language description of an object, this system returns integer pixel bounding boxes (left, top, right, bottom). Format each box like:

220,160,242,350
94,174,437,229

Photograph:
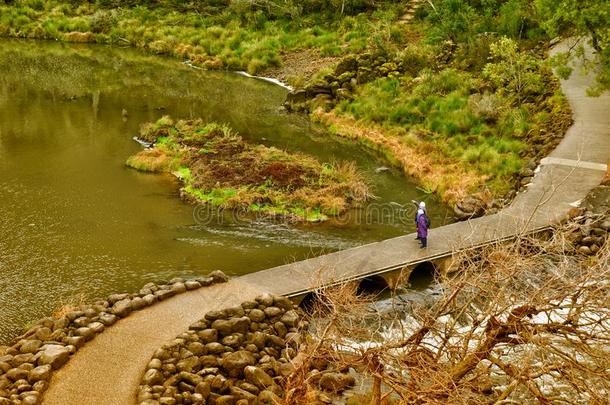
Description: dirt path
42,281,263,405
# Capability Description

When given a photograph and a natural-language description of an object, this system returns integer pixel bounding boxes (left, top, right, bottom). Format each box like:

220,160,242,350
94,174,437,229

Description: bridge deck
239,39,610,297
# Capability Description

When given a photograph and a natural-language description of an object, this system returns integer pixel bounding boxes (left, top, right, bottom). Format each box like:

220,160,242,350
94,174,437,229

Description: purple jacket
417,213,428,238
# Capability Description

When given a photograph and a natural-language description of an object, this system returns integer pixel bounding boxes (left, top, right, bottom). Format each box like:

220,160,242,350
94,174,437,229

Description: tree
535,0,610,91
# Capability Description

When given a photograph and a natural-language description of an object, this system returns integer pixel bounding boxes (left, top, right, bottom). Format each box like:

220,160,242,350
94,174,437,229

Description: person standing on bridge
416,205,429,248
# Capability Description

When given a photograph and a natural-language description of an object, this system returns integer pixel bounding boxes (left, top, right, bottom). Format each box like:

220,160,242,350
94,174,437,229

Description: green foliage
534,0,610,91
483,37,547,103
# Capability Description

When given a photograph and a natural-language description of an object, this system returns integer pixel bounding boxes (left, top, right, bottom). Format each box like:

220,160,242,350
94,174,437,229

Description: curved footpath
42,39,610,405
42,281,263,405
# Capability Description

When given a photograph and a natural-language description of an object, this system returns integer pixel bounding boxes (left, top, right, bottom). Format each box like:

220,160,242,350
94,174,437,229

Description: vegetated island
126,116,373,222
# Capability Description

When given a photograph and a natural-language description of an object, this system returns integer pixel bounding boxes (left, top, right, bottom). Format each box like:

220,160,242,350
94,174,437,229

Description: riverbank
0,0,580,211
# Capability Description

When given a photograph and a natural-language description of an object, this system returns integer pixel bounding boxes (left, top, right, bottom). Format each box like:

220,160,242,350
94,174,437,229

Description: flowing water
0,39,450,343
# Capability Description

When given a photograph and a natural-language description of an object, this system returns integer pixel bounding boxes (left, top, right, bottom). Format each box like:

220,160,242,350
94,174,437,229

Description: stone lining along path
8,38,609,404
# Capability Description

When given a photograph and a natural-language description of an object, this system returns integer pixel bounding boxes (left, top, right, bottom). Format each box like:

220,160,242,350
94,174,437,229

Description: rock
28,365,51,383
170,282,187,294
600,220,610,231
12,353,34,366
148,358,162,370
131,297,146,311
89,321,105,334
215,395,237,405
222,334,244,348
581,236,596,246
590,244,600,253
195,381,211,399
198,329,218,344
177,356,200,373
140,400,160,405
318,372,355,392
6,368,29,381
21,395,38,405
285,89,308,106
197,277,214,287
143,369,163,386
143,294,157,306
38,345,70,369
19,340,42,354
244,366,274,390
263,307,283,318
241,301,258,310
454,195,488,220
280,310,299,327
179,371,203,387
278,362,295,378
221,351,256,378
111,299,132,318
225,306,245,317
186,342,205,356
65,336,86,348
209,270,229,283
185,280,201,290
578,246,592,255
273,322,287,338
204,310,225,321
255,293,274,307
154,290,175,301
247,309,265,322
75,327,95,340
230,386,257,402
108,293,129,305
34,327,52,341
98,312,118,326
212,317,250,336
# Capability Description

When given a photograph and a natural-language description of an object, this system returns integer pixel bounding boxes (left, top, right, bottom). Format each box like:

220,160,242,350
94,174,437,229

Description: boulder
280,310,299,327
211,317,250,336
198,329,218,344
111,299,132,318
19,340,42,354
221,351,256,378
244,366,274,390
38,345,70,369
98,312,118,326
28,365,51,383
248,309,265,322
6,368,29,381
209,270,229,283
454,195,488,220
185,280,201,290
143,368,163,386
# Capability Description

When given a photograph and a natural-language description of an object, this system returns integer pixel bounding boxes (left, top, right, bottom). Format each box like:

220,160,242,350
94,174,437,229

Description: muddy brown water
0,39,450,343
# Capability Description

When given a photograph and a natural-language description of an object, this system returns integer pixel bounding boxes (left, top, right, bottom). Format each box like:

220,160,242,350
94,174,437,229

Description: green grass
0,0,405,74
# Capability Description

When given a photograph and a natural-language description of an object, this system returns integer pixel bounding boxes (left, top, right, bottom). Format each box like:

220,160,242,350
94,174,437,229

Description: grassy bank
0,0,403,78
126,117,372,222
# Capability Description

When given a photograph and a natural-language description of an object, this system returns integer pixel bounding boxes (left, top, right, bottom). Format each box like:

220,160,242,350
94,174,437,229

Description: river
0,39,449,343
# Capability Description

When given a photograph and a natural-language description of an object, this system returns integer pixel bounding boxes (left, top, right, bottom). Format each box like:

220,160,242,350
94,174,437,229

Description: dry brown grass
283,229,610,404
313,110,486,205
126,148,172,172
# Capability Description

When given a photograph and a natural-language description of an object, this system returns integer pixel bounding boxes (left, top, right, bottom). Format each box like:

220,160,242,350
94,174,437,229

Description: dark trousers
420,237,427,248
